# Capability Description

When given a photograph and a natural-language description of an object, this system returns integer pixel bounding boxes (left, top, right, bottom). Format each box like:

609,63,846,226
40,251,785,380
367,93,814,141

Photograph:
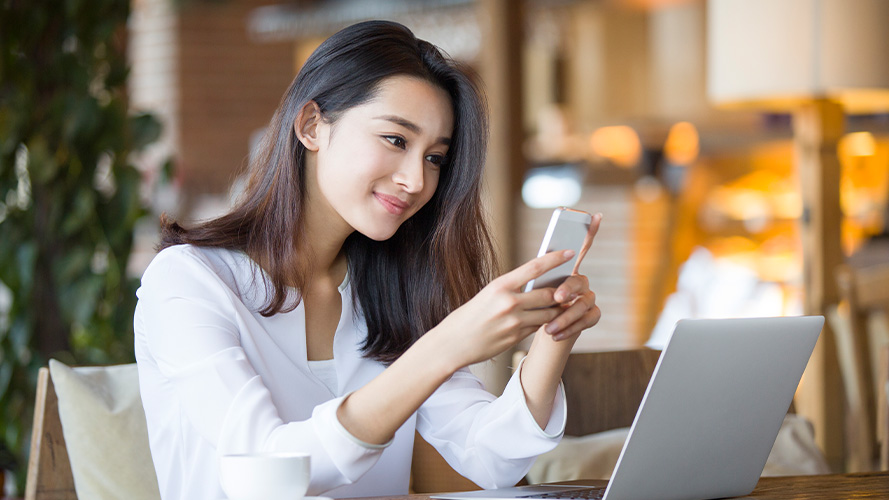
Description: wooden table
364,472,889,500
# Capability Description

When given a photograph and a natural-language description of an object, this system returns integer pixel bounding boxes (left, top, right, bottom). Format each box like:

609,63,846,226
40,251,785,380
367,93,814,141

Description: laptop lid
431,315,822,500
602,315,822,500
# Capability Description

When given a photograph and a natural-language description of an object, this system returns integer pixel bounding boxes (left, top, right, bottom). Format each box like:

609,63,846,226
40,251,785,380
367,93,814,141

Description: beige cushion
527,414,831,484
49,360,161,500
761,413,832,476
528,427,628,482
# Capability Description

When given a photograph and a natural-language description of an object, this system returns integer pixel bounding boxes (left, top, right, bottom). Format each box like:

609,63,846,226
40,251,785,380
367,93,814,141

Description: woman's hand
544,274,601,342
520,212,602,429
542,211,603,342
430,246,590,372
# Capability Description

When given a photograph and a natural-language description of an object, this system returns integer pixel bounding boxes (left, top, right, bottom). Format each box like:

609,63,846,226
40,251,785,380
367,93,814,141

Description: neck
301,207,350,285
303,189,352,283
300,153,354,284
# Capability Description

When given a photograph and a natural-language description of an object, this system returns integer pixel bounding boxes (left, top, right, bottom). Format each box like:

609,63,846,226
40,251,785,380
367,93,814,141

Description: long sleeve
416,360,567,489
135,246,387,499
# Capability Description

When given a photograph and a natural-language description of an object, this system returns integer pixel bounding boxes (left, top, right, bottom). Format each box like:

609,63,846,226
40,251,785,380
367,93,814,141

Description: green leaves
0,0,162,492
129,112,163,151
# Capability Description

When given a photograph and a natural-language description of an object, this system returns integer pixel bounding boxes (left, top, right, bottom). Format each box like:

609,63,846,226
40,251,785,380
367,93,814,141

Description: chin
355,224,400,242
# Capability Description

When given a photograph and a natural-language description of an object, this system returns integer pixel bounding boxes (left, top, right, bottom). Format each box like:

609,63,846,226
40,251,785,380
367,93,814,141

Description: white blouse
308,359,338,395
134,245,566,500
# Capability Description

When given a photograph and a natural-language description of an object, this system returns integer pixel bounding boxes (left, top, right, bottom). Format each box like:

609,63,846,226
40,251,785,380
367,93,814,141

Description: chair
560,348,662,436
410,349,662,493
27,361,495,497
25,361,160,500
25,367,77,500
830,254,889,471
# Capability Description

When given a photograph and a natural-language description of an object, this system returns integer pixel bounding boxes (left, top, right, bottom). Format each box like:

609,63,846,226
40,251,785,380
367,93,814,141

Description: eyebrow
374,115,451,146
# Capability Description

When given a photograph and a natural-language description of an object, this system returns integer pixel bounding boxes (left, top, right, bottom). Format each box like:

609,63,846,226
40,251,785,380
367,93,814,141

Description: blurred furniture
707,0,889,469
27,361,160,500
830,241,889,471
560,348,661,436
26,367,77,500
880,344,889,470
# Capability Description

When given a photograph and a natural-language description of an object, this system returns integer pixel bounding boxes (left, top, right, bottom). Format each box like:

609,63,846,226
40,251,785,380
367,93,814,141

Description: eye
425,154,447,167
383,135,406,149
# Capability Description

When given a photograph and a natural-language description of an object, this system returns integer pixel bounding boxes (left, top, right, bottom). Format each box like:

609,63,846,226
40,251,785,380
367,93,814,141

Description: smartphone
524,207,594,292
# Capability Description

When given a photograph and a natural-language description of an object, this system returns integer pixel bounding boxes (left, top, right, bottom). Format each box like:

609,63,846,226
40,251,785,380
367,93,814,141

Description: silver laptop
432,315,824,500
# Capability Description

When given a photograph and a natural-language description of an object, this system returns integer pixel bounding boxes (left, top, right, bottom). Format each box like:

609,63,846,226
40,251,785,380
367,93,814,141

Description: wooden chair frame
25,367,77,500
561,348,661,437
832,261,889,472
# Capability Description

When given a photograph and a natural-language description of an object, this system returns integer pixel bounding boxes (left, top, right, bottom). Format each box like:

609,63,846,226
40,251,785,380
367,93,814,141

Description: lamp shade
707,0,889,113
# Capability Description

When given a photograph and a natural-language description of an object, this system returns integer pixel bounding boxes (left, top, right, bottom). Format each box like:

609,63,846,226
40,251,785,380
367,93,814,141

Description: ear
294,101,324,151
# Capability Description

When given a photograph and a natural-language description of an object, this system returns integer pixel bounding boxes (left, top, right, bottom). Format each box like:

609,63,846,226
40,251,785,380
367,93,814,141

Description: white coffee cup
220,452,311,500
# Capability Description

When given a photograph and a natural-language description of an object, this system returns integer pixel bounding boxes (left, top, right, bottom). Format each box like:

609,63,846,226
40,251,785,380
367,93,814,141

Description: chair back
562,348,661,436
26,361,160,500
832,257,889,471
25,367,77,500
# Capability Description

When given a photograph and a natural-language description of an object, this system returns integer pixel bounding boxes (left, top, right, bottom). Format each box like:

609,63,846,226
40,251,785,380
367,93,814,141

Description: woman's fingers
552,274,589,303
551,305,602,341
519,275,590,315
498,249,576,292
545,291,599,337
520,305,563,328
518,287,561,310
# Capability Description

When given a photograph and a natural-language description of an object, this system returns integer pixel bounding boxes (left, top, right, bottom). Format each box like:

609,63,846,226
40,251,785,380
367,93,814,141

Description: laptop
432,315,824,500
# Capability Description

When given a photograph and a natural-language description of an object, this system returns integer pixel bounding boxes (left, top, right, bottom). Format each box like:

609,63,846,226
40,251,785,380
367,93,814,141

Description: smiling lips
374,192,411,215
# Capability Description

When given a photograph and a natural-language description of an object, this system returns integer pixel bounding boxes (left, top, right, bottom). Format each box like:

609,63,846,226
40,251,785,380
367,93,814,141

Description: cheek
429,170,441,193
419,170,441,204
320,137,383,184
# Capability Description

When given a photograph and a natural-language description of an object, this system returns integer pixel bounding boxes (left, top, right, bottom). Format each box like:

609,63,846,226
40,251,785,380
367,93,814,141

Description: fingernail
546,323,559,334
563,250,575,258
555,291,566,301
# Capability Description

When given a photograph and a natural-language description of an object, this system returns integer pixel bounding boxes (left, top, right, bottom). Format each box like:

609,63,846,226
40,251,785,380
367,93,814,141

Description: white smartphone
524,207,594,292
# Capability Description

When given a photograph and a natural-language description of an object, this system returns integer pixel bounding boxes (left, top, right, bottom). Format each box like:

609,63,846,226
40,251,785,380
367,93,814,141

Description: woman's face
309,75,454,242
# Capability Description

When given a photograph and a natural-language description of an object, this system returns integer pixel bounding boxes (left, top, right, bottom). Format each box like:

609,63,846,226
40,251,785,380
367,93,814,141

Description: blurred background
2,0,889,493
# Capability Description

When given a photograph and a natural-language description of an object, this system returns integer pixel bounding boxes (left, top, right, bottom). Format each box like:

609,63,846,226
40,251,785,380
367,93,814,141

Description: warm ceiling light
838,131,877,158
708,0,889,113
589,126,642,168
663,121,700,165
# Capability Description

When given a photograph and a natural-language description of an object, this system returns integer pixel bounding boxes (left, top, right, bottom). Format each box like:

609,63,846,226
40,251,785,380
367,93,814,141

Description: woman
134,20,601,499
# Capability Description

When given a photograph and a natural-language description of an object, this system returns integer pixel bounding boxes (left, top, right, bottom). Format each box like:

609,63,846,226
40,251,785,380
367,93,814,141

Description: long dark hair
159,20,497,363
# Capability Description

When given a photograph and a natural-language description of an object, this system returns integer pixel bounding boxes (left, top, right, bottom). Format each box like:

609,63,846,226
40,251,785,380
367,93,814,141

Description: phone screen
524,207,593,292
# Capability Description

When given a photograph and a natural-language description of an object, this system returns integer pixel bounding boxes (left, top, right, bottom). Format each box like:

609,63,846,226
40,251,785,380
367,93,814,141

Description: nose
392,155,425,194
